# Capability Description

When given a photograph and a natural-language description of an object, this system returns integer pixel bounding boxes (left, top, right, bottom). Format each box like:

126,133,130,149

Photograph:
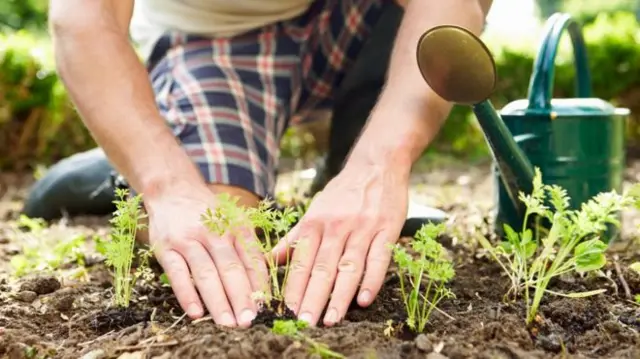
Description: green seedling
390,222,455,333
97,188,148,308
272,319,345,359
201,194,300,313
9,215,86,277
478,168,638,324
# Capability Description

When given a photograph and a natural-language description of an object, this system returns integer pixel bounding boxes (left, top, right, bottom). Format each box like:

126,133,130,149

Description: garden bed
0,159,639,359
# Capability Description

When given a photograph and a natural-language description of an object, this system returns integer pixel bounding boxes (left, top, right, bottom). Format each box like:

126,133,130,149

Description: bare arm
49,0,204,199
346,0,493,172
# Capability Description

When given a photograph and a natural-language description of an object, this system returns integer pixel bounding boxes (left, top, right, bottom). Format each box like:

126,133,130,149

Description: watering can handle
527,13,593,110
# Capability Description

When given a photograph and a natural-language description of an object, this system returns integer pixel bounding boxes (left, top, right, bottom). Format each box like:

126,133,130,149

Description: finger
297,226,348,326
205,234,257,328
155,249,204,319
180,242,236,327
282,222,322,315
323,232,370,326
270,224,300,265
357,230,396,307
233,227,270,294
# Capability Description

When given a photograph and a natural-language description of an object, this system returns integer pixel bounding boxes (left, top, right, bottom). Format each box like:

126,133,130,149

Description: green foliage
0,31,94,171
201,194,300,313
97,188,149,308
390,223,455,333
478,168,639,324
272,319,345,359
9,215,87,277
561,0,638,25
0,0,48,31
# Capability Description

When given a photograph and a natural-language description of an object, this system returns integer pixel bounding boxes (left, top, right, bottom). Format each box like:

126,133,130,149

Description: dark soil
1,160,640,358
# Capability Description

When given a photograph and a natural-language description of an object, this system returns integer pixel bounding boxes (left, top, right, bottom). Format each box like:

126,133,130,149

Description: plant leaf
574,239,608,273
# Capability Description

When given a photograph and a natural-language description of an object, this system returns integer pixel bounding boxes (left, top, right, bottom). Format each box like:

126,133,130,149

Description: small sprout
390,222,455,333
635,294,640,305
98,188,148,308
8,216,87,277
201,194,301,313
383,319,395,337
630,262,640,275
272,319,345,358
478,168,638,324
159,273,170,286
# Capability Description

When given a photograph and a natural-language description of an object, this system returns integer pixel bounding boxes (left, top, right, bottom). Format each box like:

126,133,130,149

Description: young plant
201,194,300,312
9,215,86,277
272,319,345,359
390,222,455,333
98,188,148,308
478,168,638,324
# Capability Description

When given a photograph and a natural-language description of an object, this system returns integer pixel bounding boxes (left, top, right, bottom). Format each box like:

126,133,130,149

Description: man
46,0,492,329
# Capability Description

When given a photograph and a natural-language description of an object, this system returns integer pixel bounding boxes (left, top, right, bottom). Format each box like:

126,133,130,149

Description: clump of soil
252,298,297,327
18,275,61,295
90,305,152,334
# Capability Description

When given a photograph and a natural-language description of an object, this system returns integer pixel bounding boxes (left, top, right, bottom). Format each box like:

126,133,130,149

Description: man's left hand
270,160,409,326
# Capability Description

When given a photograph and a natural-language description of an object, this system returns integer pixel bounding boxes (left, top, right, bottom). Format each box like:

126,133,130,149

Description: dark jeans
22,3,405,220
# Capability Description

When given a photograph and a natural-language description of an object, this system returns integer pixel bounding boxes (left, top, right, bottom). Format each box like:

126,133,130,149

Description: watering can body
493,13,629,240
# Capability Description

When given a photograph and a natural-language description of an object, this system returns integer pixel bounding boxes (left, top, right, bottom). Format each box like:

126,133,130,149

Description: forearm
348,0,491,172
50,5,203,198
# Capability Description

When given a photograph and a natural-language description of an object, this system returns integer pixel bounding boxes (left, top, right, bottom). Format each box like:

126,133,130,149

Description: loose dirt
0,158,639,359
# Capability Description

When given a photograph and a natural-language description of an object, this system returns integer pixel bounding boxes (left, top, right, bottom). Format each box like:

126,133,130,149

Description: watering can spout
415,25,536,219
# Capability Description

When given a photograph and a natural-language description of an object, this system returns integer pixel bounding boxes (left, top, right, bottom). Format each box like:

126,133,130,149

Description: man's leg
118,29,302,212
21,147,116,220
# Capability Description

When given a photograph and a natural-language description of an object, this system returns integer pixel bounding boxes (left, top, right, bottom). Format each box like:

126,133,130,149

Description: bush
0,12,639,171
0,31,95,171
0,0,48,32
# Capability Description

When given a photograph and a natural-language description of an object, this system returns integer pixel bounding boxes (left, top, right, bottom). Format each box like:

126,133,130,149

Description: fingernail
358,290,371,305
187,303,203,318
299,312,313,325
324,308,338,325
239,309,256,325
219,312,236,326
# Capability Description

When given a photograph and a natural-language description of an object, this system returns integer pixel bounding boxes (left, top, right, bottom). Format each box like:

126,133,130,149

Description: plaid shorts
141,0,386,199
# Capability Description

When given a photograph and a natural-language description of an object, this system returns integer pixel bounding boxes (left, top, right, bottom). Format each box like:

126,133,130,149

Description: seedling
9,215,86,277
272,319,345,358
390,222,455,333
478,168,638,324
98,188,148,308
201,194,300,313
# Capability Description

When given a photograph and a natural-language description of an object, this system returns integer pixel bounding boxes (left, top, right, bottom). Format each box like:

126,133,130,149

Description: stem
280,239,293,302
398,270,409,316
418,279,433,332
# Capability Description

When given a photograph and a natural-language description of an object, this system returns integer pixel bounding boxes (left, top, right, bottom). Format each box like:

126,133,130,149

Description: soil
1,158,639,359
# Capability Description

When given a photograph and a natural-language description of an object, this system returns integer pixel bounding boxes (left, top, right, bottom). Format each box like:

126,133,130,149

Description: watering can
415,13,629,241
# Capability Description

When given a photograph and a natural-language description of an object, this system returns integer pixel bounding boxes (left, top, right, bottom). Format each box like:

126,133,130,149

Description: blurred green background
0,0,639,172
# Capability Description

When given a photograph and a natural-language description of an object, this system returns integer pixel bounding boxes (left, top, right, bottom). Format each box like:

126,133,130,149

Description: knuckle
290,259,308,273
311,262,334,279
337,258,359,274
220,260,245,275
193,266,218,282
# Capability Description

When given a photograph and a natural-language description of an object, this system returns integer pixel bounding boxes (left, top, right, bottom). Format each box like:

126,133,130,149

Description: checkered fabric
139,0,385,199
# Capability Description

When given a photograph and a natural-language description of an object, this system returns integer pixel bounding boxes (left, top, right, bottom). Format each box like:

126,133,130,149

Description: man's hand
145,182,269,328
271,161,409,326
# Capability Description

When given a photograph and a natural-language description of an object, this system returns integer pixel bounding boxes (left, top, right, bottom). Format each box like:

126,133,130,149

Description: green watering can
415,13,629,241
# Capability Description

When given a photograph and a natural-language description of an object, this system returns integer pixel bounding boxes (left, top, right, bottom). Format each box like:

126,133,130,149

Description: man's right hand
144,183,269,328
